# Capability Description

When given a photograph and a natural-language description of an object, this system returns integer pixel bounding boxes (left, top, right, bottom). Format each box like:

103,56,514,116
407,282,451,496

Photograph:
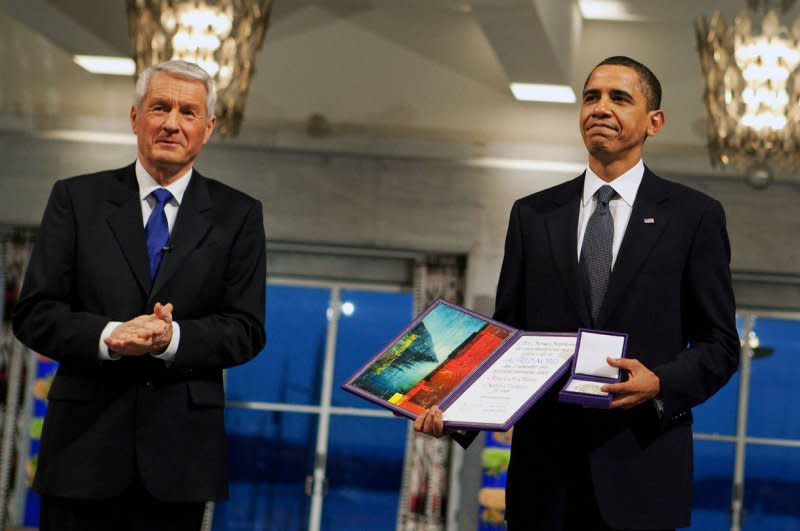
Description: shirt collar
582,159,644,208
135,159,193,205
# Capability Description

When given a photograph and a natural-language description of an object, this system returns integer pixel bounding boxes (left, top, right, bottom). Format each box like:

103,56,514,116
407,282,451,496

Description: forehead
584,64,643,96
144,72,207,102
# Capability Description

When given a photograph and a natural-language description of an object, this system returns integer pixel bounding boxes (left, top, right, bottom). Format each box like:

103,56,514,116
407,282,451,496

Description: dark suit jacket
13,163,266,502
493,168,738,529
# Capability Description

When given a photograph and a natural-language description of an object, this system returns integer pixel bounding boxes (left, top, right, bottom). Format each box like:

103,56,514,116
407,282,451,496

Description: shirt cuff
151,321,180,363
99,321,123,360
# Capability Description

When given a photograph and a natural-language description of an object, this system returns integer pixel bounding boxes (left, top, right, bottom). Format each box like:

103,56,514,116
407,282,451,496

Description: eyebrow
147,97,171,107
148,98,202,110
582,88,634,101
610,89,633,100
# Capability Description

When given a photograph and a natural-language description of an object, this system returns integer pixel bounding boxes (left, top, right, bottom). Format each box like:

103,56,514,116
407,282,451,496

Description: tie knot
595,185,616,205
151,188,173,206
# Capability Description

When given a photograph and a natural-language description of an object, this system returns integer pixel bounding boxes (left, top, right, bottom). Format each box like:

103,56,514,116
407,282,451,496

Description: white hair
134,60,217,118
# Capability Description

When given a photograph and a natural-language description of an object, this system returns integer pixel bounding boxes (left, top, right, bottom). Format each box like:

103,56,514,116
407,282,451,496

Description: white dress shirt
575,160,665,414
98,160,193,362
577,160,644,268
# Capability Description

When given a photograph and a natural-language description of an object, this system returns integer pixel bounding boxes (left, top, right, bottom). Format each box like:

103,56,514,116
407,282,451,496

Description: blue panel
692,314,743,436
226,285,330,405
747,317,800,439
693,370,739,436
218,285,412,531
332,289,414,408
689,440,735,531
744,445,800,530
321,415,407,530
213,408,317,531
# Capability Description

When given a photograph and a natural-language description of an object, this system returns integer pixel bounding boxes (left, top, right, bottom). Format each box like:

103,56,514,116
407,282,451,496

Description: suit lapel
545,175,591,326
149,172,213,302
107,164,152,295
597,168,669,325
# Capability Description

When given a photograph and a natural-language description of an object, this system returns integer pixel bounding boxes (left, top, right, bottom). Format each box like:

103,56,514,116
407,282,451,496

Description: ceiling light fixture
466,158,585,174
510,83,576,103
127,0,273,136
578,0,643,22
40,130,138,145
73,55,136,76
696,0,800,189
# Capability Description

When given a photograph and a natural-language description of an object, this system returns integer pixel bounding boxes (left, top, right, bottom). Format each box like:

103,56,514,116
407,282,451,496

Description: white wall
2,132,799,308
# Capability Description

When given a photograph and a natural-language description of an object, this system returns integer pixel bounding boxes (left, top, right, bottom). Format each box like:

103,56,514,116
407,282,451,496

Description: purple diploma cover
558,328,628,408
341,299,578,431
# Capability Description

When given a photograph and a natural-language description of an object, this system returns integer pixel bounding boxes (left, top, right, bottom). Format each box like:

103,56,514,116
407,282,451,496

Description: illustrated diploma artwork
342,300,577,431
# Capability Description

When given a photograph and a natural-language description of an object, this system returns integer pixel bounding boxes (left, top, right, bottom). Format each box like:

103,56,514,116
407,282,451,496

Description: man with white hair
14,60,266,530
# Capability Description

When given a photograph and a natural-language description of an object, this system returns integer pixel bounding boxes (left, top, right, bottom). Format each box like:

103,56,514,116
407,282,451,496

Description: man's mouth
586,122,616,132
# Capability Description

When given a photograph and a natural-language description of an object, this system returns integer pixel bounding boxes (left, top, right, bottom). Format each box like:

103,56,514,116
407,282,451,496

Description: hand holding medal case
558,328,628,408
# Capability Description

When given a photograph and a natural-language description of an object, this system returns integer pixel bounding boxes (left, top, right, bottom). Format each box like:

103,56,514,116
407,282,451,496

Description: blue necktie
145,188,173,279
579,185,617,323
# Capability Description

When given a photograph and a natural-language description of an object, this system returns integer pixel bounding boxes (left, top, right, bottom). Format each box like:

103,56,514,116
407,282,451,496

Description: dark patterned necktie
145,188,173,279
580,184,617,323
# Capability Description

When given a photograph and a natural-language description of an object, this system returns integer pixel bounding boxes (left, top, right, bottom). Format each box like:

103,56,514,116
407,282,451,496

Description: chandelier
696,0,800,188
127,0,273,136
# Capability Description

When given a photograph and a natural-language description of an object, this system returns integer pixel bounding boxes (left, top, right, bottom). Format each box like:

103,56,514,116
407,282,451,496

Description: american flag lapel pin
644,217,655,224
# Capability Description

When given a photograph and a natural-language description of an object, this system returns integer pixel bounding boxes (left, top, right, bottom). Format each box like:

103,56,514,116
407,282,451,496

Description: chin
153,154,181,163
151,149,186,162
586,143,610,156
151,157,188,170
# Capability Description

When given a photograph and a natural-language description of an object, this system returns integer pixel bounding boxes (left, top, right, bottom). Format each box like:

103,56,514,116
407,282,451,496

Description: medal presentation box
558,329,628,408
341,299,578,431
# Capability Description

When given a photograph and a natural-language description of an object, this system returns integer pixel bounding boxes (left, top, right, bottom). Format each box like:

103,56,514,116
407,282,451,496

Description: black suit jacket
13,163,266,502
494,168,738,529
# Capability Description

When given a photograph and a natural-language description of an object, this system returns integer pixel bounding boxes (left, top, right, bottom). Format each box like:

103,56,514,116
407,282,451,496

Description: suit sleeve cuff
151,321,180,363
653,397,665,419
99,321,123,360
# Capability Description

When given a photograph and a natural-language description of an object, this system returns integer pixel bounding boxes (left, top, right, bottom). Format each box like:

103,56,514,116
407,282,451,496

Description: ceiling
1,0,797,180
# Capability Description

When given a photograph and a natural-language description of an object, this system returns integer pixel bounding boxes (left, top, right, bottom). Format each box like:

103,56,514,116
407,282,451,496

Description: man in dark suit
415,56,739,530
13,60,266,530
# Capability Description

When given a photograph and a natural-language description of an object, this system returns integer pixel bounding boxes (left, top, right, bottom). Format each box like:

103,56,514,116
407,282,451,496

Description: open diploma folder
341,300,577,431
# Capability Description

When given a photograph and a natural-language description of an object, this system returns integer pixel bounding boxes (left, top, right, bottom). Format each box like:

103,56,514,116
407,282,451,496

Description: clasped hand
104,302,173,357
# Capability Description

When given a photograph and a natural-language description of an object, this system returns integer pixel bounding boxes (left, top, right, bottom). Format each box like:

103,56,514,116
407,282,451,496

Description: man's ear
647,109,665,137
130,105,138,133
202,115,217,145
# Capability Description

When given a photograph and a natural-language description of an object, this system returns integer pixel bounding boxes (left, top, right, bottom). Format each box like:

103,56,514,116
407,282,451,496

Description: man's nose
163,109,180,130
591,98,611,116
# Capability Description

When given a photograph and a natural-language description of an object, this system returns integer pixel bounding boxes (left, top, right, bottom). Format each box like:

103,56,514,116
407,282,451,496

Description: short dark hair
585,56,662,111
